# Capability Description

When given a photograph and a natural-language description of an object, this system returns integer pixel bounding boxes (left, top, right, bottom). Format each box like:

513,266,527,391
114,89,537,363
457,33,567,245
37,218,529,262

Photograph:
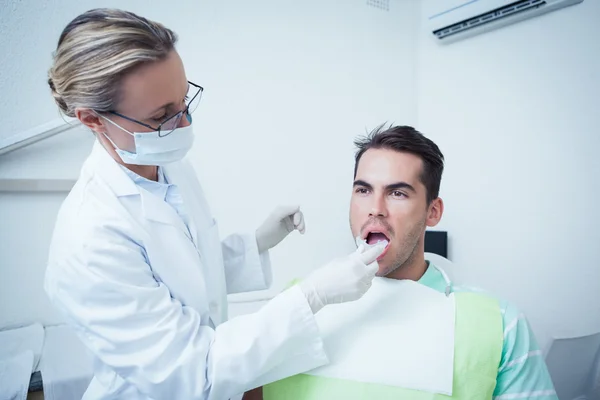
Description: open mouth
364,231,391,260
366,231,389,245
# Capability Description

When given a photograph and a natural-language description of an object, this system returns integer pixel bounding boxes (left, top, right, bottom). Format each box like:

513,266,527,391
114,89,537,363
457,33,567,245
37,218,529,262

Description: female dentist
44,8,385,400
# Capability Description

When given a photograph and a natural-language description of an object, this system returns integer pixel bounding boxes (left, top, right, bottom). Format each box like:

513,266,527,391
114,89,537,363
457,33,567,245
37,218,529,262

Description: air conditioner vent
433,0,547,40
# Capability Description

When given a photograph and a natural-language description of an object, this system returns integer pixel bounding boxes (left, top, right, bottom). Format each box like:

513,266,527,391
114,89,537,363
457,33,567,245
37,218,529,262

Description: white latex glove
299,241,386,314
256,205,305,253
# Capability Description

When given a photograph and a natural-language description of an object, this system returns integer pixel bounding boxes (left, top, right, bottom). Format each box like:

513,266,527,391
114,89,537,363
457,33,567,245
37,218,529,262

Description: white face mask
99,114,194,166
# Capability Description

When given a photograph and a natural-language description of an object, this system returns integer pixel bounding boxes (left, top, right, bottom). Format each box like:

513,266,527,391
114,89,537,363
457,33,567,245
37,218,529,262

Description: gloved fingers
273,204,300,220
357,241,386,265
293,211,305,234
365,260,379,277
283,215,295,232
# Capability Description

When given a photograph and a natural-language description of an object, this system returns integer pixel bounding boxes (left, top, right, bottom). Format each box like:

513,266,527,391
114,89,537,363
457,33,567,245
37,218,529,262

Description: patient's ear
426,197,443,227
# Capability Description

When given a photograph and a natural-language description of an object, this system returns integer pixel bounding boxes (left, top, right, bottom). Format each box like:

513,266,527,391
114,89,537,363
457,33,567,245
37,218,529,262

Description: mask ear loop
94,112,137,154
100,131,126,153
95,112,135,136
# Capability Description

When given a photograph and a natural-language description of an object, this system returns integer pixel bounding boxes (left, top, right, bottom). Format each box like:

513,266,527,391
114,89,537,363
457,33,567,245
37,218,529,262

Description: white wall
416,0,600,351
0,0,418,327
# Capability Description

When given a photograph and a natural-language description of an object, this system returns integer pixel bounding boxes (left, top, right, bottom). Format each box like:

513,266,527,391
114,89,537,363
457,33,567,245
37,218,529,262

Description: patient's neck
386,247,427,281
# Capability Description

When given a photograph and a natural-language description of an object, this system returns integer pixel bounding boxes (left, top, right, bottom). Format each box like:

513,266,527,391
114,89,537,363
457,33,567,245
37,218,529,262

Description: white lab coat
44,142,328,400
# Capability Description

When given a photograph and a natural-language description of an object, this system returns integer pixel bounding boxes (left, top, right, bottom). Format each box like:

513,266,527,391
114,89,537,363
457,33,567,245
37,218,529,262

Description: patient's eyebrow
353,180,372,189
386,182,416,193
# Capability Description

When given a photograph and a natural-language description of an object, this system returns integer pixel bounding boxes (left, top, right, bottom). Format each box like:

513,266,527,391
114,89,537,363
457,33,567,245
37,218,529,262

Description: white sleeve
221,232,273,294
45,225,327,400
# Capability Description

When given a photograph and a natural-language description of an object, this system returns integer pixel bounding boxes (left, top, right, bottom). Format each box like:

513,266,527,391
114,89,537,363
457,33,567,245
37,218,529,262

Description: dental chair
545,331,600,400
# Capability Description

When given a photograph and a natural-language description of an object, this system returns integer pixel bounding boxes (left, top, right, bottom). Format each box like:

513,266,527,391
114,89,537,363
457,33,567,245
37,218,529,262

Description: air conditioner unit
426,0,584,44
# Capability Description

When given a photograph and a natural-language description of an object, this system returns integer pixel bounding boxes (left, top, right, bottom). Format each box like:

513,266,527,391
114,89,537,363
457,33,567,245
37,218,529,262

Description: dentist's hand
299,242,386,314
256,205,305,253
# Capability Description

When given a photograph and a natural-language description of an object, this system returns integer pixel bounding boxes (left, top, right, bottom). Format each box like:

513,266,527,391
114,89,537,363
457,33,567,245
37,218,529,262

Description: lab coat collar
87,141,139,197
138,184,192,241
87,140,192,238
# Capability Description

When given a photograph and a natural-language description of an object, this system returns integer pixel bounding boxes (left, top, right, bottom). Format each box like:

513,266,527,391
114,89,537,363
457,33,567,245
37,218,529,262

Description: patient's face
350,148,430,277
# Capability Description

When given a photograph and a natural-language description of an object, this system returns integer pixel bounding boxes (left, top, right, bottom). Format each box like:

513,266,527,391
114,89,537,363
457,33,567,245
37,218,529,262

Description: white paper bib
309,277,456,395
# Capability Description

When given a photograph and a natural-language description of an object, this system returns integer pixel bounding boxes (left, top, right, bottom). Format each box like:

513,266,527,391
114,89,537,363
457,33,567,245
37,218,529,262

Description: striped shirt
420,263,558,399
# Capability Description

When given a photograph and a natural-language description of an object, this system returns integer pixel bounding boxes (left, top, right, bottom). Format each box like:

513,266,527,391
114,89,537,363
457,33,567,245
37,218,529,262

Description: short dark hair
353,124,444,204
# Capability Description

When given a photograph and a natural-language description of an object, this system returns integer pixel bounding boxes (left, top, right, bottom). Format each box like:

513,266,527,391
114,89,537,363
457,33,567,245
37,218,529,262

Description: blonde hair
48,8,177,117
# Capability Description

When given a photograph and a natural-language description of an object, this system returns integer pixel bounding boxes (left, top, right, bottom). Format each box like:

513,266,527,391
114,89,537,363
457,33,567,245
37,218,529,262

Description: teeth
355,236,389,251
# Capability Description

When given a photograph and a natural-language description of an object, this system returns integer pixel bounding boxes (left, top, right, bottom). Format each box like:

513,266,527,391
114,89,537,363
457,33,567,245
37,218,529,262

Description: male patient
246,125,556,399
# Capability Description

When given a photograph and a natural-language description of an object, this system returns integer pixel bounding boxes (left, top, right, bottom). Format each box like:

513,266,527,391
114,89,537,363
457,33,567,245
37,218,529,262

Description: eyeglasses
106,81,203,137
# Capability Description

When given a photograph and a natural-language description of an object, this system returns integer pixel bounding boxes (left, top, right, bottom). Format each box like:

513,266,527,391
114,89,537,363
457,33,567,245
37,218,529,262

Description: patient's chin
377,256,404,278
375,263,392,277
374,250,395,275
